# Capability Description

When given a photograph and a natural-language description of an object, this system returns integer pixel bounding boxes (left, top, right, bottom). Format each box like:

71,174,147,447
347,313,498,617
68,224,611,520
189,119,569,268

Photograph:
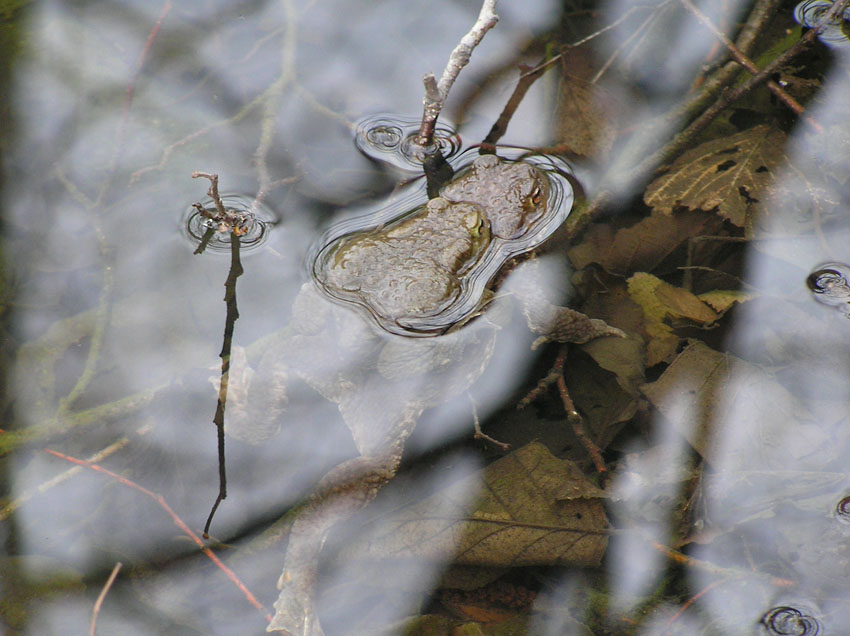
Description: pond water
3,1,850,635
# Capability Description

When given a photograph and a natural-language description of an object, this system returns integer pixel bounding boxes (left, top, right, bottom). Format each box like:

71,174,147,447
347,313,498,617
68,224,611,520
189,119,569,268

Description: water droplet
807,263,850,315
762,606,822,635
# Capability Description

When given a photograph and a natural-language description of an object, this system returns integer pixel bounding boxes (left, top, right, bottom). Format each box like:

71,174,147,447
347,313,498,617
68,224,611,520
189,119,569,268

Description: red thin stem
124,1,173,116
43,448,272,622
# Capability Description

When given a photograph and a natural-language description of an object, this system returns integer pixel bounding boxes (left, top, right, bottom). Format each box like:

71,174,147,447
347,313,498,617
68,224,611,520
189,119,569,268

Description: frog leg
267,419,413,635
518,283,625,348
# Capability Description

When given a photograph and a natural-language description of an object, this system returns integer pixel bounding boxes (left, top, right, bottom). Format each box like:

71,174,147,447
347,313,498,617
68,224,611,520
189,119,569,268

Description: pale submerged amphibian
223,153,625,635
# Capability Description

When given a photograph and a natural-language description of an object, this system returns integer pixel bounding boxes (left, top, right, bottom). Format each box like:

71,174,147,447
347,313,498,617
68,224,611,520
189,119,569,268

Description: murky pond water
3,1,850,635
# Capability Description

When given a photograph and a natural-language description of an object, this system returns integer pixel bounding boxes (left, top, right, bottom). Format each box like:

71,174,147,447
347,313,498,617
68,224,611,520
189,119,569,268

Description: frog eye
469,216,487,238
529,185,542,206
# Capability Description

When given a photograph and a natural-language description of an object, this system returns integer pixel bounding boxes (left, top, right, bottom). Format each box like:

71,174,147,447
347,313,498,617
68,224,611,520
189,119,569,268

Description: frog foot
267,565,322,635
528,305,626,350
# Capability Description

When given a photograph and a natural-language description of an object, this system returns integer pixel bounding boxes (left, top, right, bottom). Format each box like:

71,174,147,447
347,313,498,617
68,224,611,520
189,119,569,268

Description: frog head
439,154,550,240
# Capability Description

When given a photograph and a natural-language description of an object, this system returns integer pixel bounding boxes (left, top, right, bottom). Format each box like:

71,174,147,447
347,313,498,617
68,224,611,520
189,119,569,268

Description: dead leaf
580,335,646,395
554,48,618,160
339,442,609,568
566,345,640,450
640,341,829,466
644,125,786,227
568,210,723,276
627,273,719,366
697,289,755,313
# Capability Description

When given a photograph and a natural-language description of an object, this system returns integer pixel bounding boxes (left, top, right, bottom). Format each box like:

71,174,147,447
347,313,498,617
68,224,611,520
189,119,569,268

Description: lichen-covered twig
414,0,499,149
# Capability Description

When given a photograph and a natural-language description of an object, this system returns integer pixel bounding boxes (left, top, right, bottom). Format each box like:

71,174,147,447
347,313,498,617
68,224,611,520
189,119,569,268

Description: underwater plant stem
43,447,272,622
0,436,131,521
468,393,510,450
415,0,499,148
676,0,782,122
0,386,163,457
89,562,123,636
680,0,809,123
253,0,297,207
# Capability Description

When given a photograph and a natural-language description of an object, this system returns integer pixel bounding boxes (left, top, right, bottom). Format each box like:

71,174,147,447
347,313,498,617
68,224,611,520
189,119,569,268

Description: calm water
3,1,850,634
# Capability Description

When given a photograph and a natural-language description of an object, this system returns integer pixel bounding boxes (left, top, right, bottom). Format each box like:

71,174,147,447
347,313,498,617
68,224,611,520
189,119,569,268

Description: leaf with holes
644,125,786,227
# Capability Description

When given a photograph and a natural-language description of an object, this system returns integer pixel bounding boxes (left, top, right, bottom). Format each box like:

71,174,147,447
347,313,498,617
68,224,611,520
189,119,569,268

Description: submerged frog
223,154,625,635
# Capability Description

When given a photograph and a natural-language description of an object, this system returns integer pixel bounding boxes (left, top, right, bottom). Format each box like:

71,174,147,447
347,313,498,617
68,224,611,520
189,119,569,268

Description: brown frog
223,154,624,635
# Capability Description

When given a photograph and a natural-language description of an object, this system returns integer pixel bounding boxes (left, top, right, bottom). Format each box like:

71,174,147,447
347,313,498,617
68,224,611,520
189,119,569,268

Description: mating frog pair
220,153,625,635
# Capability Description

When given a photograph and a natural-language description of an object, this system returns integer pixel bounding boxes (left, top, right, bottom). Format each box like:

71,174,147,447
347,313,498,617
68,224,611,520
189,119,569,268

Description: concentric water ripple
807,262,850,315
794,0,850,45
762,606,822,635
354,115,462,171
183,194,273,253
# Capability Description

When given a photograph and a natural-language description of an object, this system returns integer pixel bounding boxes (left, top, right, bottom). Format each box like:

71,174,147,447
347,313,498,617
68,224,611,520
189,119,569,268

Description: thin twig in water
482,60,549,148
204,231,244,538
517,347,607,473
468,393,510,450
592,0,673,84
89,562,123,636
679,0,817,129
43,447,272,622
415,0,499,148
192,172,227,217
0,436,131,521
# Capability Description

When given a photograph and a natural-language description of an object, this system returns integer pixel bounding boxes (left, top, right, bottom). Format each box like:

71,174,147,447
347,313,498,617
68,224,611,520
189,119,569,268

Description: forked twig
518,347,607,473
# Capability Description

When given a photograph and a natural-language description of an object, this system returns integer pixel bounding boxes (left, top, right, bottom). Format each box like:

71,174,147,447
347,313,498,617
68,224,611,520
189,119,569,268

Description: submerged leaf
568,209,722,276
697,289,755,313
627,272,719,365
554,48,617,160
640,341,830,466
644,125,786,226
340,442,609,568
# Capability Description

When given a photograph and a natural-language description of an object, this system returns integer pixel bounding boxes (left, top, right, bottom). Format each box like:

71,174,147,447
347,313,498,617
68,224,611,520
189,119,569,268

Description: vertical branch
204,232,244,538
415,0,499,148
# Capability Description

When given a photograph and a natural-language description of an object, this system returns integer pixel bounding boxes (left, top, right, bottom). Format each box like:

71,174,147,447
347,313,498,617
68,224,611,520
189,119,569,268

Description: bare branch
415,0,499,148
679,0,808,121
